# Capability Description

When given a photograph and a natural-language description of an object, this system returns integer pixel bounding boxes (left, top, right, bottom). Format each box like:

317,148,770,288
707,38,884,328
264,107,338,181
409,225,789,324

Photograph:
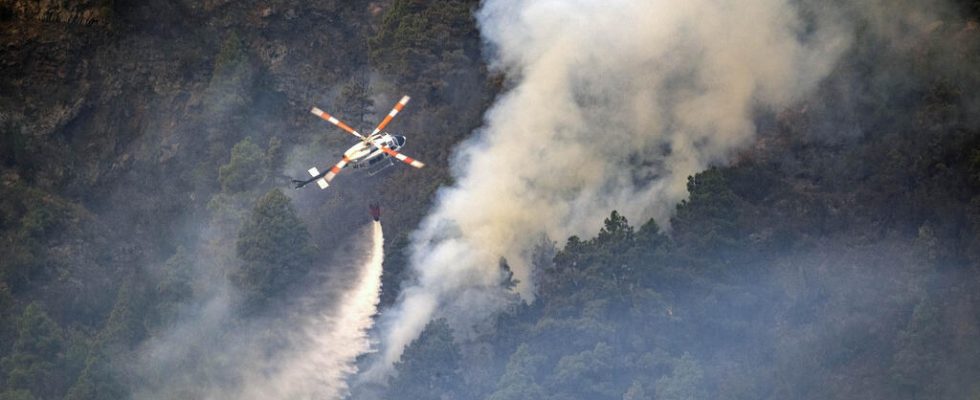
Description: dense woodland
2,0,980,399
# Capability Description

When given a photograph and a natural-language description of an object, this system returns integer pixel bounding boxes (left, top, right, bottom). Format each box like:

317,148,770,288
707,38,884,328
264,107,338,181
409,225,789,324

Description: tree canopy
386,318,464,400
232,189,315,311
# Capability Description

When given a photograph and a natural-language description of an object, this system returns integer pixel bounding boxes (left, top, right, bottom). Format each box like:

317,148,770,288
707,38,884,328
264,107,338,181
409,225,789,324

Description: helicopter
292,95,425,190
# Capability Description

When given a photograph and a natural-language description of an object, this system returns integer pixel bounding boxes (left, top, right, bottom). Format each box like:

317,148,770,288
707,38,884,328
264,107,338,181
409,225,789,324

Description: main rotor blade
311,107,368,141
377,145,425,169
323,155,352,183
310,105,423,169
371,95,410,136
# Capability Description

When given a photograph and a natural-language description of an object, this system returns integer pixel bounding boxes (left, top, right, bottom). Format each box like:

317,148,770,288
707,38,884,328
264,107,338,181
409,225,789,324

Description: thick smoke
366,0,853,378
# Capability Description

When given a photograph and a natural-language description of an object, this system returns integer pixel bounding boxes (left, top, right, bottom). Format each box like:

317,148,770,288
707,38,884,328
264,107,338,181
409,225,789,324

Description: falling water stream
247,221,384,400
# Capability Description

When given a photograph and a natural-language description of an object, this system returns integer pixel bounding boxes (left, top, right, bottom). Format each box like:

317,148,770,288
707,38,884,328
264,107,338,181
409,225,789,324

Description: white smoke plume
367,0,854,379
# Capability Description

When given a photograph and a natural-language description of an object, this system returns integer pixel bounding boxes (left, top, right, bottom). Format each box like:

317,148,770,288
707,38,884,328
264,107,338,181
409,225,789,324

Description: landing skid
367,157,395,176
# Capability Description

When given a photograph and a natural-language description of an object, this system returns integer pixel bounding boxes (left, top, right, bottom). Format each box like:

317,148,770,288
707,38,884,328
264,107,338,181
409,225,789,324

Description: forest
2,0,980,399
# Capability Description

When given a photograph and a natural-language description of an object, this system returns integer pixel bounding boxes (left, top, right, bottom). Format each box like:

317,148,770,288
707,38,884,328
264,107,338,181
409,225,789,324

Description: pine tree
152,246,193,329
655,353,707,400
487,344,546,400
233,189,314,311
548,342,622,399
1,304,65,399
63,350,126,400
671,168,741,265
218,137,267,193
386,318,463,400
595,211,633,246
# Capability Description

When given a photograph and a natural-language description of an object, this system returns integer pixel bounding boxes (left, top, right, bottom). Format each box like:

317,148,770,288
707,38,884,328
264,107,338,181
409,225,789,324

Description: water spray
242,222,385,399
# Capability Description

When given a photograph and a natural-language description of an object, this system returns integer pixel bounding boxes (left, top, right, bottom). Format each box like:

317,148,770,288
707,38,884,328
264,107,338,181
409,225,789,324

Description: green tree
487,344,546,400
547,342,623,400
63,350,126,400
0,390,34,400
1,304,65,399
0,282,11,319
655,353,707,400
335,80,373,121
205,30,256,161
212,30,251,88
152,247,193,329
671,168,741,263
593,211,636,282
552,211,636,275
0,115,28,169
369,0,478,82
265,136,284,174
386,318,463,400
99,273,148,349
219,137,267,193
595,211,633,246
635,218,669,252
232,189,314,311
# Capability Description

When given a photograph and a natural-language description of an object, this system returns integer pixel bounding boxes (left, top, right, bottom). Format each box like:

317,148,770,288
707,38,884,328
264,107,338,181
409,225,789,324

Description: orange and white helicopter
292,95,425,189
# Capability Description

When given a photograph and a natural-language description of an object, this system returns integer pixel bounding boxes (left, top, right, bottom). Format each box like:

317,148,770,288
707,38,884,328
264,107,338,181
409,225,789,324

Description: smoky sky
364,0,961,381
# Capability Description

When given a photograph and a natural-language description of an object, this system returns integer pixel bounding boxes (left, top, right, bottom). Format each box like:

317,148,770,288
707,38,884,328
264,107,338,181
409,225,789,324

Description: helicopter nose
395,135,406,147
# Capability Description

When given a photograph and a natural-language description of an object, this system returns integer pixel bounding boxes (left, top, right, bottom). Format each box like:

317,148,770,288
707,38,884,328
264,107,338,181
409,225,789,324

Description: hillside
1,0,489,398
2,0,980,399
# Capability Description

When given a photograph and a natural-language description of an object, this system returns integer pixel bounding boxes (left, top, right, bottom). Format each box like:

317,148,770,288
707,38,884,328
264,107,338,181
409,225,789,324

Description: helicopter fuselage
296,95,423,190
344,133,407,170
